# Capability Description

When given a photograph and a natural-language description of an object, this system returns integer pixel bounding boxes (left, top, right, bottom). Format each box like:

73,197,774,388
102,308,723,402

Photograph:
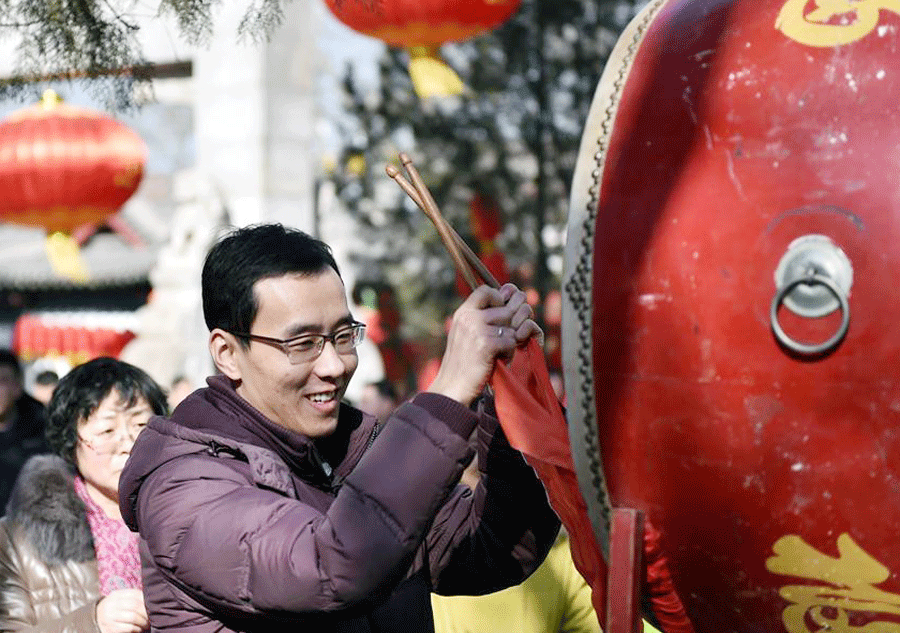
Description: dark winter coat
119,376,560,632
0,455,101,633
0,396,49,515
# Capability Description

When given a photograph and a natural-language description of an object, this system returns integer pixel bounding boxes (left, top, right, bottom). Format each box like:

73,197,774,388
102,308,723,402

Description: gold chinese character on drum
777,0,900,47
768,535,900,633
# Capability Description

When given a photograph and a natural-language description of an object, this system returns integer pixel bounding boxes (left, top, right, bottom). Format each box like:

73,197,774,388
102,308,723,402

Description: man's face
228,270,359,438
0,365,22,419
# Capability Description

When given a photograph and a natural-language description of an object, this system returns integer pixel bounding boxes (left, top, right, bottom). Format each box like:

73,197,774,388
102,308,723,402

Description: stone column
193,0,320,231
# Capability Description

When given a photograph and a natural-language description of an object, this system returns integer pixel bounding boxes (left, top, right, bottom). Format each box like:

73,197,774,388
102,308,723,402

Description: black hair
34,370,59,386
202,224,340,346
46,357,168,468
0,349,22,379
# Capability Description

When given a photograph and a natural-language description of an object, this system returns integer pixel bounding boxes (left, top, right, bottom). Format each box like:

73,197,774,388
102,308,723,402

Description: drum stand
606,508,645,633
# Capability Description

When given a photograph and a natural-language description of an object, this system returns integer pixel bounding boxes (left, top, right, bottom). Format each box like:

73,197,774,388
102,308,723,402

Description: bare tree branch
0,0,286,109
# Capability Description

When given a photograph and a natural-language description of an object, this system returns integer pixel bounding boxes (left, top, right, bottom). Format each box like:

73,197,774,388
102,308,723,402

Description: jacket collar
163,376,371,493
4,454,94,564
120,377,378,533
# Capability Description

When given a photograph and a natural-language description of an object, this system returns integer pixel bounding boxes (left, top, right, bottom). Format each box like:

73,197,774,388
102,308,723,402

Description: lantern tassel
407,46,465,99
44,232,89,282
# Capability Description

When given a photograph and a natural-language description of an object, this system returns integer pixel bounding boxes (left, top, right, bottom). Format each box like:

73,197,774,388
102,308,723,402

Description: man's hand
428,283,542,406
96,589,149,633
501,283,543,347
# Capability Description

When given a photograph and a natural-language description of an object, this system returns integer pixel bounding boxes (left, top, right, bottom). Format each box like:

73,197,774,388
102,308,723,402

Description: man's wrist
425,376,471,406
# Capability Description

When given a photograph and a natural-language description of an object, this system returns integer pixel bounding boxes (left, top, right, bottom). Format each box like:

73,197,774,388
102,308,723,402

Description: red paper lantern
324,0,520,46
323,0,521,97
0,90,145,234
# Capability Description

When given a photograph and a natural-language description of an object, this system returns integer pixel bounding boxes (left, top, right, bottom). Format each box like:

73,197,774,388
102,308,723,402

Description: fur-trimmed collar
5,454,94,564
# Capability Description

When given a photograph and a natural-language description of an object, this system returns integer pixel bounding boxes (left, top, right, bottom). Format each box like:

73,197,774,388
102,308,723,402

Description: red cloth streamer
644,522,694,633
491,338,609,620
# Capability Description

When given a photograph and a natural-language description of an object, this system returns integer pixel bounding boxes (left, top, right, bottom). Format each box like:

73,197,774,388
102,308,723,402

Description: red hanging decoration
13,312,137,367
0,90,146,281
323,0,522,97
0,90,145,234
324,0,521,46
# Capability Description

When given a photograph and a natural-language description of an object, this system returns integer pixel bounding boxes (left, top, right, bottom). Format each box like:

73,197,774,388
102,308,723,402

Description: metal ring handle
770,272,850,355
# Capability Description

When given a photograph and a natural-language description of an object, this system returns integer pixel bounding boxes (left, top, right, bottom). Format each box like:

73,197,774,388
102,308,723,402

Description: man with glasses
119,223,560,632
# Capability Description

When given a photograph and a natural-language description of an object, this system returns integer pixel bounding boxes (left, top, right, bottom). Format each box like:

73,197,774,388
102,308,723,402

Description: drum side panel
563,0,672,561
570,0,900,631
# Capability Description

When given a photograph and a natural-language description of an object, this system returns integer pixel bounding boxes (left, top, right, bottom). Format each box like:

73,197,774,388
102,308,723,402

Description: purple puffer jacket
119,376,560,632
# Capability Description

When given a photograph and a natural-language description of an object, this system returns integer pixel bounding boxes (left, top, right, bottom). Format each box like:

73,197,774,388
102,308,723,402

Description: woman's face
74,390,153,506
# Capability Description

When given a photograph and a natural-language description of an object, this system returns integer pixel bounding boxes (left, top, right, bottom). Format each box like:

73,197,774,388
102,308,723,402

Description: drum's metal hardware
773,234,853,317
770,235,852,355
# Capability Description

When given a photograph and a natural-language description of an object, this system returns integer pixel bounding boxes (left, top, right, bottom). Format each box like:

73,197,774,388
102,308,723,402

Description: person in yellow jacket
430,451,666,633
432,529,600,633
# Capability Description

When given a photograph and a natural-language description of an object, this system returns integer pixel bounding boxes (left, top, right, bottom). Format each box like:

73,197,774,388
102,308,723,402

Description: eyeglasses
78,420,147,455
232,322,367,365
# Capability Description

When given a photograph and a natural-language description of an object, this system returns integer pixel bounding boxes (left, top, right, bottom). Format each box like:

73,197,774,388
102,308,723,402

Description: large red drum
562,1,900,633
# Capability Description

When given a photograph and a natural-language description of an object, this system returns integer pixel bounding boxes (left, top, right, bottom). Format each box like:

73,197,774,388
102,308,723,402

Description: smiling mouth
307,391,338,404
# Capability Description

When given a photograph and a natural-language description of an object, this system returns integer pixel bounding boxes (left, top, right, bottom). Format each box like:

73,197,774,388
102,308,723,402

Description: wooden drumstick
386,159,500,290
395,154,479,291
452,230,501,290
387,163,499,289
385,163,425,209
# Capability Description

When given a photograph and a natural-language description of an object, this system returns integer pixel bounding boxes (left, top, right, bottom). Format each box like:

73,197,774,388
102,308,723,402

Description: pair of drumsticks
386,153,500,292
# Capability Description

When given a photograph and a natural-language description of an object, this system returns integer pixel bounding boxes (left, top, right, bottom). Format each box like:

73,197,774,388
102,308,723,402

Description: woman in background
0,357,167,633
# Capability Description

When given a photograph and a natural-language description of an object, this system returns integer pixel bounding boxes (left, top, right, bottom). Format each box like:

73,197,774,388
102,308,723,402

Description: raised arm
135,394,477,619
